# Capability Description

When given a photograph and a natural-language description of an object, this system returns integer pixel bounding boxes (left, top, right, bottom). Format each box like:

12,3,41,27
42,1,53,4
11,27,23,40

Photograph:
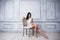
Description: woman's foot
41,34,48,39
45,36,48,39
44,35,48,39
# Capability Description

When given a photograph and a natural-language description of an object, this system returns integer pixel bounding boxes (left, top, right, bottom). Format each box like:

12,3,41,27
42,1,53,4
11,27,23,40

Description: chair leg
26,29,27,35
23,29,24,36
29,29,30,37
28,28,34,37
32,29,34,36
23,28,34,37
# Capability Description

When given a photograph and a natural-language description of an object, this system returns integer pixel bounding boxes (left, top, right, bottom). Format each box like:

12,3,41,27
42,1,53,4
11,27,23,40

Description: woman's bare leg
37,29,48,39
32,24,37,37
32,23,48,39
33,24,48,39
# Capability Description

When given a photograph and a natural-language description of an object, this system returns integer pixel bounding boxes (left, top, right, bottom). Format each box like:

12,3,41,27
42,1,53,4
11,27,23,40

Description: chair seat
23,26,32,29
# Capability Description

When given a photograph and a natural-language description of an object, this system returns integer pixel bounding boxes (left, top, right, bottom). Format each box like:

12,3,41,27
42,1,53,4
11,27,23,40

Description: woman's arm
32,18,34,25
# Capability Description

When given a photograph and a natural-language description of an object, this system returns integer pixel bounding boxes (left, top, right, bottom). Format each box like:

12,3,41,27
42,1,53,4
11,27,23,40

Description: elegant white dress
27,18,32,28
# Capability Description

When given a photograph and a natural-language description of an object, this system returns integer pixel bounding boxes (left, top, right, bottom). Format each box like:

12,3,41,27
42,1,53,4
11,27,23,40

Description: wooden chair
22,17,34,37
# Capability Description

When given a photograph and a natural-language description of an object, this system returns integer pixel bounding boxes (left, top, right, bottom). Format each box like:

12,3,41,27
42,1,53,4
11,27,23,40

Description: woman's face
29,14,31,18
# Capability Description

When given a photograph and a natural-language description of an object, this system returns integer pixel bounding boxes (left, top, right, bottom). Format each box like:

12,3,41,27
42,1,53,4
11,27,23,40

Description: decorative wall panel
46,2,56,20
4,0,14,20
3,24,13,29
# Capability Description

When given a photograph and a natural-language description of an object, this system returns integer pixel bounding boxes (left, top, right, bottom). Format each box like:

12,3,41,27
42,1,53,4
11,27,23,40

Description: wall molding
46,1,56,20
4,0,14,20
46,24,56,29
0,20,60,23
3,24,13,29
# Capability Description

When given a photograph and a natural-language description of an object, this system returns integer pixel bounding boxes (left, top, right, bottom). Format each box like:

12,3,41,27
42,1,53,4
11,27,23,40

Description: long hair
26,12,31,20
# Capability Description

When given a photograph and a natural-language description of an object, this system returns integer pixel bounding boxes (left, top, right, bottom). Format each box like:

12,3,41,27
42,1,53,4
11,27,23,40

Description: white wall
0,0,60,32
20,1,40,19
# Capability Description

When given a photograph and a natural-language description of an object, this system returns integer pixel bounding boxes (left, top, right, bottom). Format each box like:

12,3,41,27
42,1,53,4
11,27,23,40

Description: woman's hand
23,16,26,19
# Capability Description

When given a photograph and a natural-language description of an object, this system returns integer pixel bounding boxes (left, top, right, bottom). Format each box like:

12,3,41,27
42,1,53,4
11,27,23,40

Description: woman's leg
32,24,37,37
37,29,48,39
33,24,48,39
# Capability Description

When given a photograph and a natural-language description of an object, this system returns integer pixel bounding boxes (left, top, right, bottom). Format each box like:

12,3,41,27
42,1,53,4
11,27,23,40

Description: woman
23,12,48,39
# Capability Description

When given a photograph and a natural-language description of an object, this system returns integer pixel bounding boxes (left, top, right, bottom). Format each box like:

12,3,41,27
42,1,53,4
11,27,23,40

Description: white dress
27,18,32,28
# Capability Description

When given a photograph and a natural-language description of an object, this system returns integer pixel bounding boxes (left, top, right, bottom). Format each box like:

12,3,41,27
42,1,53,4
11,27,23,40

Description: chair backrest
22,18,27,26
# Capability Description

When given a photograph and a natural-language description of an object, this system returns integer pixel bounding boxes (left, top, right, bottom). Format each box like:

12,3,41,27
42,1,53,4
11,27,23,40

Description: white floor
0,32,60,40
